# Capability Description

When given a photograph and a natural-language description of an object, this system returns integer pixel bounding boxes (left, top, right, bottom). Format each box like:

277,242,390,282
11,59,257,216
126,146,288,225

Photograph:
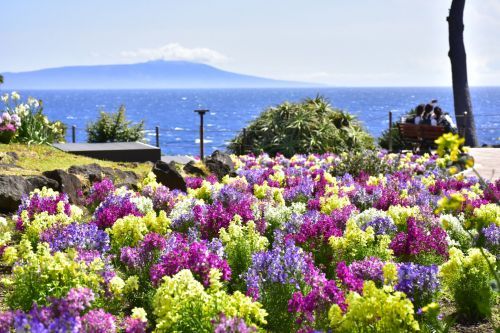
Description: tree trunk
447,0,478,147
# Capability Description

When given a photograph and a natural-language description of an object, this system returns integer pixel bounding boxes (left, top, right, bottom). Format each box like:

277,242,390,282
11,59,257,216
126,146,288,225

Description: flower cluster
150,233,231,286
1,148,498,332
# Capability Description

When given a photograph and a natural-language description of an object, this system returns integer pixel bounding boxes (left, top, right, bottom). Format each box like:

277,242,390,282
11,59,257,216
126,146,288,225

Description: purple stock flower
91,192,143,229
395,263,439,309
16,192,72,230
120,232,167,270
149,233,231,286
245,239,311,300
4,288,95,332
123,317,147,333
213,314,256,333
482,223,499,253
40,222,110,253
81,309,117,333
361,216,397,236
86,179,115,209
390,218,448,260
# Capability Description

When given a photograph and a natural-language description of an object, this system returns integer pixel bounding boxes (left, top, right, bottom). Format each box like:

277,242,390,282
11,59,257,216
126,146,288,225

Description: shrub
440,247,497,322
228,96,374,157
1,92,66,144
329,150,397,178
87,105,144,143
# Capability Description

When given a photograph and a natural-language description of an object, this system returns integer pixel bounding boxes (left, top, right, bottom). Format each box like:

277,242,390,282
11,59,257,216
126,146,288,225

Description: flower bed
0,148,498,332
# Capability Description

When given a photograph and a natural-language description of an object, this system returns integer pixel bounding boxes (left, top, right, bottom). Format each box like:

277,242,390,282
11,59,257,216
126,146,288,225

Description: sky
1,0,499,86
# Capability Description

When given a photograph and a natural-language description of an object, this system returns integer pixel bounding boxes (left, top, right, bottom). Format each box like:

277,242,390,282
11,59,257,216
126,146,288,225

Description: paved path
161,155,195,164
465,148,499,181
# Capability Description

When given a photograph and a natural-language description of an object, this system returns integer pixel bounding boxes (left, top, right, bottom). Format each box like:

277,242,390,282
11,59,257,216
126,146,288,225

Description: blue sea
14,87,500,155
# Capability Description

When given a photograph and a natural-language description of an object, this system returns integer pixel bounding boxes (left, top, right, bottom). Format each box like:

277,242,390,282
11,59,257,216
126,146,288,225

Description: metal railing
67,109,248,158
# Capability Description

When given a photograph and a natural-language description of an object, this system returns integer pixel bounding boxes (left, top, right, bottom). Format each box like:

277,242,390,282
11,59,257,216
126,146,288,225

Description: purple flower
91,192,143,229
390,218,448,261
86,178,115,209
16,192,72,230
4,288,95,332
361,216,397,236
81,309,117,333
149,233,231,286
123,317,147,333
213,314,256,333
395,263,439,309
245,239,313,300
482,223,499,253
40,222,110,253
120,233,167,270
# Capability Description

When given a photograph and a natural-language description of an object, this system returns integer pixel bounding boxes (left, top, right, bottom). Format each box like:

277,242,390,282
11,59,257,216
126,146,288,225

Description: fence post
194,110,208,159
388,111,393,152
155,126,160,148
72,125,76,143
241,128,247,155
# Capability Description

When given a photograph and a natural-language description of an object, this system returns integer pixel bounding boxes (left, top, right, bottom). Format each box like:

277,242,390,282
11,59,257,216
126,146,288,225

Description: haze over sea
13,87,500,155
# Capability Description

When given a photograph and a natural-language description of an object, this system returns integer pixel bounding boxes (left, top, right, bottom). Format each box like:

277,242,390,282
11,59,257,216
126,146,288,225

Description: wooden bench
397,123,445,153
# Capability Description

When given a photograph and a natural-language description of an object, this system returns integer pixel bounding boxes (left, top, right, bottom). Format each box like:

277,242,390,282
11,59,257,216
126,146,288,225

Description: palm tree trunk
447,0,478,147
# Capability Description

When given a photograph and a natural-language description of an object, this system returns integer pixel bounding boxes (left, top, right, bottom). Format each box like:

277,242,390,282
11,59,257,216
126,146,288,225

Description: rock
112,169,139,190
68,163,139,189
26,176,59,191
68,163,107,183
0,175,29,213
183,161,207,176
42,169,83,204
152,160,187,192
0,175,58,213
204,150,235,179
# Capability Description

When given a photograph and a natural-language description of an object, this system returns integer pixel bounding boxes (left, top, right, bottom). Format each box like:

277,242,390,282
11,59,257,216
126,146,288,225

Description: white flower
27,97,39,108
1,93,8,103
11,91,20,101
15,104,28,117
42,116,49,125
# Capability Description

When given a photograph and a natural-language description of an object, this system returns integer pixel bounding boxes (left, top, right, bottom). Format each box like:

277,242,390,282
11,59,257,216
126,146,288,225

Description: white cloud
120,43,228,64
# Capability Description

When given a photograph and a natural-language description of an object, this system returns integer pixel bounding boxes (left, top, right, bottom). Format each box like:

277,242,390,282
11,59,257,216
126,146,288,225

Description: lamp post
194,109,208,159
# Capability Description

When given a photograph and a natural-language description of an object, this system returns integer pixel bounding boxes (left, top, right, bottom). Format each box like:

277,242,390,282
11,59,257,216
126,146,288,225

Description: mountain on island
1,61,317,89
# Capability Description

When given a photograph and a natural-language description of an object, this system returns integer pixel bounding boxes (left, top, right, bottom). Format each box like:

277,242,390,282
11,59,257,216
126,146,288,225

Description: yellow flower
109,276,125,295
131,307,148,322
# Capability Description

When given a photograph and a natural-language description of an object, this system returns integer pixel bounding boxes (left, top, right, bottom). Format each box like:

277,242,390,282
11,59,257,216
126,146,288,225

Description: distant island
1,60,318,89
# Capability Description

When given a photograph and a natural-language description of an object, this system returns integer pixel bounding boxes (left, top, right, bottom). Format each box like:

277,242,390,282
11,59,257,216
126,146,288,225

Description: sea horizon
4,87,499,155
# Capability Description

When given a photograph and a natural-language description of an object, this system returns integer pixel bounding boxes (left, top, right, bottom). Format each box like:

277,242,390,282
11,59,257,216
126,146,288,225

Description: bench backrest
397,123,445,141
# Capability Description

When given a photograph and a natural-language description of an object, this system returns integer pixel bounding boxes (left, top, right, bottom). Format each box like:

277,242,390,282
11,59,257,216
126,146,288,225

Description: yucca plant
229,96,374,157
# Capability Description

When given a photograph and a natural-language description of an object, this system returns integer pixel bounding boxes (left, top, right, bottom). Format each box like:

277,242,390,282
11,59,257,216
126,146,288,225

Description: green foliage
87,105,144,143
329,150,398,178
328,281,420,332
440,247,497,323
378,109,416,151
228,96,374,157
0,74,3,84
219,216,269,292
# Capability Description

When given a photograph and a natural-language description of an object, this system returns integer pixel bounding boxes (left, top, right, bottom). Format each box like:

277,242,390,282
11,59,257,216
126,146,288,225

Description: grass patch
0,143,152,177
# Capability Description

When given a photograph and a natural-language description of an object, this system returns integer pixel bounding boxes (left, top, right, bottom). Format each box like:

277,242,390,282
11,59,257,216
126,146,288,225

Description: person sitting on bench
421,104,436,125
405,104,424,124
433,106,458,134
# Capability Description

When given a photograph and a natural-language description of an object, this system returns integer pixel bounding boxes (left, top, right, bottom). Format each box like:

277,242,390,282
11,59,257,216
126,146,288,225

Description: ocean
12,87,500,155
